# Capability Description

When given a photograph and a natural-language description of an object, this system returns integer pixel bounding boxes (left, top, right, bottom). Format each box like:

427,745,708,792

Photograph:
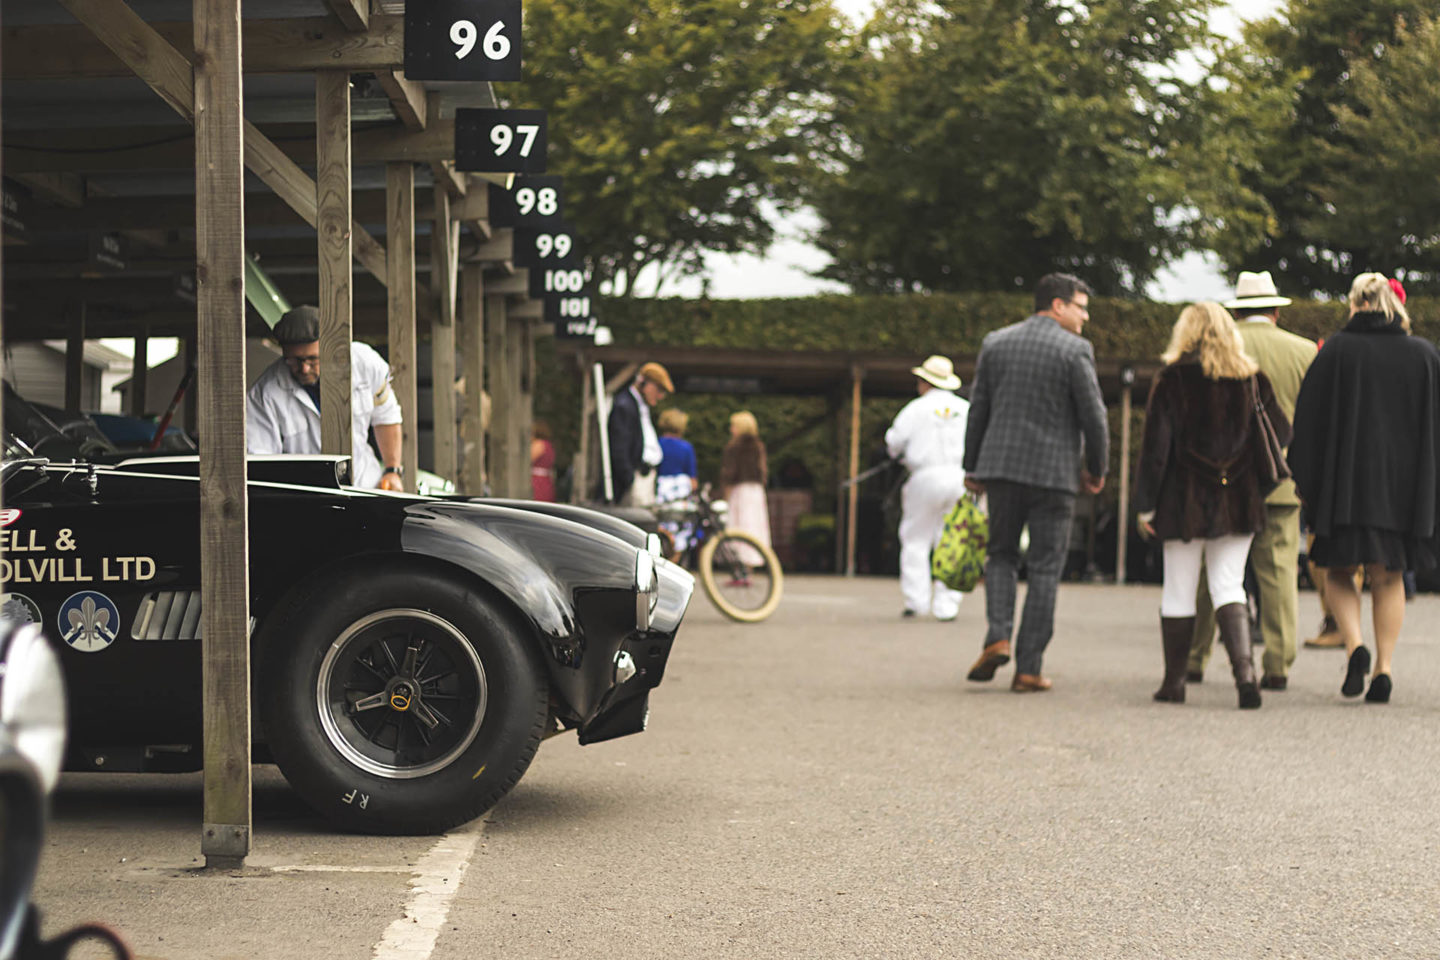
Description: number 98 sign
405,1,522,82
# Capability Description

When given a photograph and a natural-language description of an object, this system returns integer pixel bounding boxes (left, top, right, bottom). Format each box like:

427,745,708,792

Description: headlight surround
633,549,658,631
0,621,67,795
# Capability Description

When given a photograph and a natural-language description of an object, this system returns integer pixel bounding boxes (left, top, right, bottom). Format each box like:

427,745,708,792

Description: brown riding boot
1154,616,1195,703
1216,602,1262,709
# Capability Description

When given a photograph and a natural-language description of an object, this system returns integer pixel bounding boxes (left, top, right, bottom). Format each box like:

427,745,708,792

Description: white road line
371,829,482,960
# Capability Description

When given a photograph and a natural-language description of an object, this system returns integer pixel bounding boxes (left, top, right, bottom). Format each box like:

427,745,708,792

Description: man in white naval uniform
247,305,406,490
885,355,970,620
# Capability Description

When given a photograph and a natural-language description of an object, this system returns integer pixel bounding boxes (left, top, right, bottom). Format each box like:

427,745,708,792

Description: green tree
1216,0,1437,295
806,0,1272,296
510,0,846,296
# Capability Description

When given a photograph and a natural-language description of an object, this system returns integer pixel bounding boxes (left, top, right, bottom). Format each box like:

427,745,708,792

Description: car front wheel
260,569,547,834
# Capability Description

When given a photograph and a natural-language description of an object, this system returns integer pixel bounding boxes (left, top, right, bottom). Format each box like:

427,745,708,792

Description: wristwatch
383,465,404,478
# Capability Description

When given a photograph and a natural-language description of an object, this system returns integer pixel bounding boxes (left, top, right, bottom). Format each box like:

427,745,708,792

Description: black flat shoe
1365,673,1392,704
1237,682,1262,710
1342,646,1371,698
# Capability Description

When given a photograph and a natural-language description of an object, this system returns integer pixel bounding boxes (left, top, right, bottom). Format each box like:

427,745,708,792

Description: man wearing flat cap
1188,271,1317,689
246,305,406,490
886,355,970,620
604,361,674,505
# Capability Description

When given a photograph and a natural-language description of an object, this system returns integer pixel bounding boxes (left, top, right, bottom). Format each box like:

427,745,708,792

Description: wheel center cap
390,681,414,712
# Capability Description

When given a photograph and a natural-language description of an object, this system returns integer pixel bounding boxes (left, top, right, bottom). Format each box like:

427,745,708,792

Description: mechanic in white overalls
885,355,970,620
246,305,406,490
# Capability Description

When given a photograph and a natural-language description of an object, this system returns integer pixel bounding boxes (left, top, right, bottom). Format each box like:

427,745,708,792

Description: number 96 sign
405,1,522,82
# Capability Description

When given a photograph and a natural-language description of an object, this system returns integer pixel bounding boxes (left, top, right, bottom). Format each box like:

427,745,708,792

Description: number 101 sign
405,1,522,82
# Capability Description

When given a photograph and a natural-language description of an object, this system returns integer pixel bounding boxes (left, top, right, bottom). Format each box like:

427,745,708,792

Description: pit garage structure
0,0,550,864
562,344,1159,584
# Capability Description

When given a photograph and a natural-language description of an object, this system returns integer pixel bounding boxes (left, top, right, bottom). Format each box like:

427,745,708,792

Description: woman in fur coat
719,411,773,570
1134,302,1290,709
1288,274,1440,703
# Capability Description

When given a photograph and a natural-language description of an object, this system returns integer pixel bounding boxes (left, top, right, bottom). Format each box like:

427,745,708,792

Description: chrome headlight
646,533,663,558
710,499,730,523
0,620,67,796
634,550,658,631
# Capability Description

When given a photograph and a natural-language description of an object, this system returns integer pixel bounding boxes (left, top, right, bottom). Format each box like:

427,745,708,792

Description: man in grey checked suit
962,273,1109,692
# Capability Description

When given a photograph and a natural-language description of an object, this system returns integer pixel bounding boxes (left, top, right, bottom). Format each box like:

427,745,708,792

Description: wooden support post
507,314,530,498
183,335,198,431
1116,377,1132,584
486,293,510,498
386,162,417,492
194,0,251,867
846,364,864,578
316,70,353,467
460,263,485,495
830,391,845,576
130,329,149,417
431,185,458,482
574,352,592,504
65,305,86,412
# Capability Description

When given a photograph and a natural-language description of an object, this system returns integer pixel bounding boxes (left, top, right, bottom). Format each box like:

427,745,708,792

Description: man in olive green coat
1189,272,1317,688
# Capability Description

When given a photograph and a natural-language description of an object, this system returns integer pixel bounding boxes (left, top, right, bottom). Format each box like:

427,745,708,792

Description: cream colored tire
698,530,784,623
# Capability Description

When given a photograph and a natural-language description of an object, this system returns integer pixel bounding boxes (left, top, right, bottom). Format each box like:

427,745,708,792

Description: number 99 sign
515,225,580,268
455,109,547,174
405,1,522,82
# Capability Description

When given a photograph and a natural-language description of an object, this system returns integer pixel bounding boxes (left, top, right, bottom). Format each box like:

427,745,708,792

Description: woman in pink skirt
719,411,773,569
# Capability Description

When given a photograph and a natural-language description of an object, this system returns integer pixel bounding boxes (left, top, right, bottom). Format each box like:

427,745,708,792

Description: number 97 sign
455,109,547,174
405,1,522,82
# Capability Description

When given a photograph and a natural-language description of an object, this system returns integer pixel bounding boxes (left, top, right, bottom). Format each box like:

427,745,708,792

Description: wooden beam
466,228,514,263
65,307,86,412
194,0,252,867
387,162,419,493
511,315,534,499
431,186,458,481
1116,379,1132,584
51,2,388,287
846,365,864,578
13,172,86,208
574,353,592,504
460,264,486,496
3,16,405,80
130,331,149,417
485,270,528,295
325,0,370,31
486,293,511,497
317,71,354,468
508,298,541,319
378,71,426,131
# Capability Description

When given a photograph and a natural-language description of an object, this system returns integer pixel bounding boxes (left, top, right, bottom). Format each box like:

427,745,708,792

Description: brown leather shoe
1303,616,1344,649
1011,673,1053,692
966,641,1011,682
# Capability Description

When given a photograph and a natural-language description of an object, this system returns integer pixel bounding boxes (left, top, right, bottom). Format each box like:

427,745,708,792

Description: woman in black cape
1287,273,1440,703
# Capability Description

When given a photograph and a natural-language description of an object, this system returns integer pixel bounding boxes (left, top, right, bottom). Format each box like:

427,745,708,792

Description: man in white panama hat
886,355,970,620
1188,270,1319,689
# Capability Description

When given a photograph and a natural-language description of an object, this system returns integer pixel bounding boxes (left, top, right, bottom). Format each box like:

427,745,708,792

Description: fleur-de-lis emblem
60,593,119,652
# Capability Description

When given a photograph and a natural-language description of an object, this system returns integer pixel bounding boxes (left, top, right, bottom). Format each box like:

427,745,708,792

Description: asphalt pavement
30,575,1440,959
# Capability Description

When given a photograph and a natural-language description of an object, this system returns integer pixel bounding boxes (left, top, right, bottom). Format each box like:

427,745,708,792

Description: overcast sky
675,0,1286,303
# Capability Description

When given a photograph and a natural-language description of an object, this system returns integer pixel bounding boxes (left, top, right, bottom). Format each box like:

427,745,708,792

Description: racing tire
259,569,548,835
697,530,784,623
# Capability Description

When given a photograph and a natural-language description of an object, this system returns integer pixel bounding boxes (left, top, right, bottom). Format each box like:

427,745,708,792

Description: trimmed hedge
537,294,1439,504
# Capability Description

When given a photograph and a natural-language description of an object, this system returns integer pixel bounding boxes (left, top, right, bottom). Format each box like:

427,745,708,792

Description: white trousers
1160,534,1255,617
899,465,968,619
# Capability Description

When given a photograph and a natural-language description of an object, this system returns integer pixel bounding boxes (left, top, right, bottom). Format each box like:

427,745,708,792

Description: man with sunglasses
246,305,406,490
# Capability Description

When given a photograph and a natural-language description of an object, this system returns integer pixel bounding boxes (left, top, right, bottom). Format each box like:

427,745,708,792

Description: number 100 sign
405,1,522,82
455,109,547,174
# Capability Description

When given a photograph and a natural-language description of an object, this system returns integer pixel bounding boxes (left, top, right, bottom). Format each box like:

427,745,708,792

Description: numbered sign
455,108,547,173
490,175,563,227
514,224,580,267
554,316,599,341
405,0,522,82
528,264,587,298
544,293,597,324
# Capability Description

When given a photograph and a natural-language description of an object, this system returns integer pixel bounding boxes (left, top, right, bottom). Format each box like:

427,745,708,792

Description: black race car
0,453,693,834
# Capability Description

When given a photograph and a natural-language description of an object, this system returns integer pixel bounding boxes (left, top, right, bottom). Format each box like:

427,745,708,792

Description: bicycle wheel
698,529,784,622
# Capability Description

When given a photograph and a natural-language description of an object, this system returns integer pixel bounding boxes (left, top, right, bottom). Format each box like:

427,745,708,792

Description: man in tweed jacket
962,273,1109,692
